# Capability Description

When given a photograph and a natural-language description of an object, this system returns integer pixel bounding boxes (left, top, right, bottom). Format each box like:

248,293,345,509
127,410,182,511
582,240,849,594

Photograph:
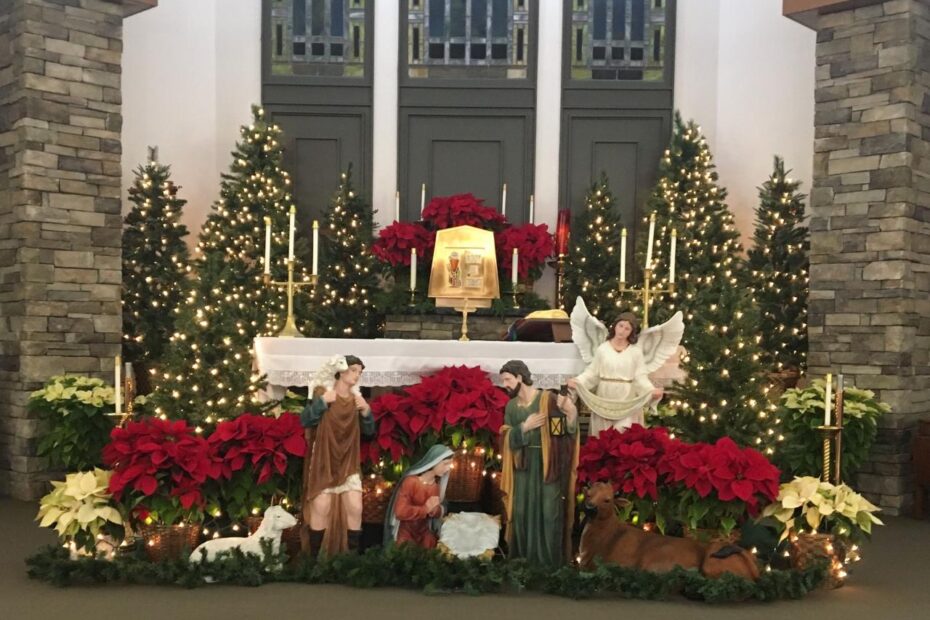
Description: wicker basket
446,451,485,503
362,475,392,523
789,532,845,589
140,523,201,562
682,526,741,545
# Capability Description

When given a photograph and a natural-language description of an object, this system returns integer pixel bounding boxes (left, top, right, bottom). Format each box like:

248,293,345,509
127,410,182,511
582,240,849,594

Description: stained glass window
270,0,367,77
570,0,667,81
407,0,531,79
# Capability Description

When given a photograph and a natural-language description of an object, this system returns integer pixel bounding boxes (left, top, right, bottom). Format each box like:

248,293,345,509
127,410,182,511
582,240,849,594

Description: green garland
27,543,825,603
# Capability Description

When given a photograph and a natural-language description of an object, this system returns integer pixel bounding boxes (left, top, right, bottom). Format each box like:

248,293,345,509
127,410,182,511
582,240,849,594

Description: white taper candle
288,206,295,262
114,354,121,417
410,248,417,291
645,213,656,268
824,373,833,426
420,183,426,216
395,191,400,222
529,194,535,224
512,248,519,287
263,216,271,275
670,228,677,283
620,228,627,284
501,183,507,218
311,220,319,276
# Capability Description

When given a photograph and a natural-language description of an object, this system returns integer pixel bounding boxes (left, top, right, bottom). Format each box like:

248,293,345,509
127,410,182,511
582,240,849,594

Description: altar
254,337,586,390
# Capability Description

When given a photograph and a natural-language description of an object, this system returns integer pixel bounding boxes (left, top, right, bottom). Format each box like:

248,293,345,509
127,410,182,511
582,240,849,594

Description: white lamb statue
189,505,297,564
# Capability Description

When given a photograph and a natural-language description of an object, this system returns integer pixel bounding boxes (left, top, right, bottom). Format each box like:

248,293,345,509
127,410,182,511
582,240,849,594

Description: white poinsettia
36,469,123,553
29,375,115,414
762,476,882,543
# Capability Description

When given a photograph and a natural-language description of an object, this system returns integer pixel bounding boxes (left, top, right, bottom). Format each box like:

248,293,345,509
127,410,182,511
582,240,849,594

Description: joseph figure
499,360,579,569
300,355,374,557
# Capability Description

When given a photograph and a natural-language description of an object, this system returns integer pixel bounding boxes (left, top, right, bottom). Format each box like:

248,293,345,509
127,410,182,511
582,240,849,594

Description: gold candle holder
263,260,317,338
618,267,675,329
551,254,566,310
817,425,842,484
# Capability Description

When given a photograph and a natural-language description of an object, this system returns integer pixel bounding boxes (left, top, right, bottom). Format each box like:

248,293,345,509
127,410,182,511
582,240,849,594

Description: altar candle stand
262,216,318,338
618,218,676,329
817,373,843,485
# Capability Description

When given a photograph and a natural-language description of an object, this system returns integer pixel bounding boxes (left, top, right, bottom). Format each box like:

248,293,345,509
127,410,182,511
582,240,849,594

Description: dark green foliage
774,381,887,480
747,156,809,373
313,166,381,338
26,542,825,602
32,376,115,472
642,113,776,452
122,159,190,372
563,173,624,318
150,105,311,424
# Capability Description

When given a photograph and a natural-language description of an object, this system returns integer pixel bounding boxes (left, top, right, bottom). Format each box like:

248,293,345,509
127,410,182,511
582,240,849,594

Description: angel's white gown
575,341,656,436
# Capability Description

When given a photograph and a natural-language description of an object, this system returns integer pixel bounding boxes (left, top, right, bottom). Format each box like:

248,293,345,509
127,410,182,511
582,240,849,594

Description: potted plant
207,412,306,527
577,425,679,532
661,437,781,542
761,476,883,587
103,417,219,560
36,468,124,558
30,375,116,472
364,365,508,503
774,379,889,480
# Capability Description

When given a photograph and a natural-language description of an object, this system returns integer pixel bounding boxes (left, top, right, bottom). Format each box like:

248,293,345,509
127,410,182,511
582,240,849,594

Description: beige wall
123,0,816,247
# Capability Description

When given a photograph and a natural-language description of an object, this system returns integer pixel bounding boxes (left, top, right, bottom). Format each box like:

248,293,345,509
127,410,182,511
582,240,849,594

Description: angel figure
568,297,684,436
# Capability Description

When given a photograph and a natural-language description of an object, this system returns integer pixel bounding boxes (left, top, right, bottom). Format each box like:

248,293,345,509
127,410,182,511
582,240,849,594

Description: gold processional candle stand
427,226,500,342
264,256,317,338
107,358,136,427
819,374,845,485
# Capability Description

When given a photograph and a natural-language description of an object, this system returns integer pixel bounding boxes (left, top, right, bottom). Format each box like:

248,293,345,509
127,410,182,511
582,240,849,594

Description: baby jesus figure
384,445,454,549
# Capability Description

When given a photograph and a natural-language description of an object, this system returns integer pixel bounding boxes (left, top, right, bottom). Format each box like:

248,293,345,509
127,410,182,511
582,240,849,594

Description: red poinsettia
421,193,507,230
363,366,508,469
495,223,555,280
206,413,307,520
103,417,221,524
577,424,677,501
371,221,435,267
704,437,780,512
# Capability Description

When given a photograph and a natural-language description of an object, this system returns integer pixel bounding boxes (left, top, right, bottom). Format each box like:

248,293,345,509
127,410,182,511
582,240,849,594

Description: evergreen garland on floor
26,543,825,603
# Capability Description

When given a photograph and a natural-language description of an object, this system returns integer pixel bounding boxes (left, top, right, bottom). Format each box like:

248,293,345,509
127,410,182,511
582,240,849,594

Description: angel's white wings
570,297,608,364
635,311,685,374
308,354,354,397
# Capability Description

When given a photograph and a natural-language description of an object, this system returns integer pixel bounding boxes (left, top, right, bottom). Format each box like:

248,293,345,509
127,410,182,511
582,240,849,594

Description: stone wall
808,0,930,514
383,313,520,342
0,0,125,500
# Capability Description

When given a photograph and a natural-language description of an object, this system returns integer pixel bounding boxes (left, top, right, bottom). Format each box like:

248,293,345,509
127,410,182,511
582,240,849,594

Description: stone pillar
806,0,930,514
0,0,132,500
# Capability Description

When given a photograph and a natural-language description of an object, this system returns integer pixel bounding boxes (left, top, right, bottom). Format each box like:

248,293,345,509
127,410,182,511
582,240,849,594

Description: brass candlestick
817,425,842,484
512,282,521,309
458,298,473,342
618,267,675,329
264,259,316,338
834,375,845,484
408,286,416,307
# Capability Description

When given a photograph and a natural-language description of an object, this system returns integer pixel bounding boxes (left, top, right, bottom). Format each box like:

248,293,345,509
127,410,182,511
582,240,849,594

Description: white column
533,0,564,303
372,0,400,229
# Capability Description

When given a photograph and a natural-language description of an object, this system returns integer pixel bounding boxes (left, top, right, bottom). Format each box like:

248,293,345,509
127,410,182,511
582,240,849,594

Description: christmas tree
563,173,623,318
313,165,380,338
642,114,779,453
747,156,809,374
122,153,190,382
151,106,310,425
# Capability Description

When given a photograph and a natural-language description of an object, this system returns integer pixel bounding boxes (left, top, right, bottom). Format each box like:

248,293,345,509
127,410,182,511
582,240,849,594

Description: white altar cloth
254,337,586,389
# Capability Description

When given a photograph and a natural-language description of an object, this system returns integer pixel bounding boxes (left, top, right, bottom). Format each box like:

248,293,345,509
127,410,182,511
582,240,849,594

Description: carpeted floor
3,497,929,620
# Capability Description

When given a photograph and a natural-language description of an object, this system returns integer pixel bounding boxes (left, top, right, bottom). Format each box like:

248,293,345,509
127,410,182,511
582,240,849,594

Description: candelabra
618,267,675,329
264,259,317,338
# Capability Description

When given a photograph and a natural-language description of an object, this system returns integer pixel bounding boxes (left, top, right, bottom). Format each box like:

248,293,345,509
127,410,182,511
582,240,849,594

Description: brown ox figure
579,482,760,581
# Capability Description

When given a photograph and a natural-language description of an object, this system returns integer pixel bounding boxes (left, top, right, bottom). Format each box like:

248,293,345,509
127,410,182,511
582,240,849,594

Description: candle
395,190,400,222
835,374,844,428
670,228,677,283
420,183,426,216
114,355,121,417
620,228,627,284
311,220,319,276
410,248,417,290
263,216,271,275
529,194,535,224
645,212,656,268
512,247,519,287
824,373,833,426
288,205,295,262
501,183,507,218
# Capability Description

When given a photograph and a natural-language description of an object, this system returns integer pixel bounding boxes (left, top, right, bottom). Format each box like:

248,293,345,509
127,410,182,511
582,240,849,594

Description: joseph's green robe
502,390,578,569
